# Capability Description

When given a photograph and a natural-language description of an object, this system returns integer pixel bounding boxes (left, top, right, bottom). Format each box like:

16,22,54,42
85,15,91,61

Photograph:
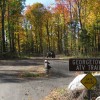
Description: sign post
69,58,99,100
81,73,97,100
87,90,91,100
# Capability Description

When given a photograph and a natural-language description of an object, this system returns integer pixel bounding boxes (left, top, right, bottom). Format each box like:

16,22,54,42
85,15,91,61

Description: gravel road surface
0,59,75,100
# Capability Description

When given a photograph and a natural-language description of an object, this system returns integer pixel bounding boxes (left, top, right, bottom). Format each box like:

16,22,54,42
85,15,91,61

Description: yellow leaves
24,5,31,15
80,0,99,27
86,12,96,26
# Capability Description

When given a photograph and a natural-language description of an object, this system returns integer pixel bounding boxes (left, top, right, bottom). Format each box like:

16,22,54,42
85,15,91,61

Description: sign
69,58,100,71
81,73,97,90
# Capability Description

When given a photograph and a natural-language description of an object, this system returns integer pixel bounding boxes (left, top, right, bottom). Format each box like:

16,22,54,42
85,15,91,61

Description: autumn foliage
0,0,100,58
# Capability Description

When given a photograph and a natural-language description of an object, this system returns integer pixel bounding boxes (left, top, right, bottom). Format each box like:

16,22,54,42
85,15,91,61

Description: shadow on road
0,59,43,66
0,71,31,83
0,70,75,83
0,59,75,83
50,71,74,78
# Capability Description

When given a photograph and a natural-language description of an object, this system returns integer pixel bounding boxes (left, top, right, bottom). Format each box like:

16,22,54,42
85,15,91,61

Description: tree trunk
17,33,20,56
7,1,12,53
1,0,6,53
46,20,50,51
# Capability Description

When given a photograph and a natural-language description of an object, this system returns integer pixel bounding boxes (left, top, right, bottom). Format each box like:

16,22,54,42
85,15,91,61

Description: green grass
20,72,45,78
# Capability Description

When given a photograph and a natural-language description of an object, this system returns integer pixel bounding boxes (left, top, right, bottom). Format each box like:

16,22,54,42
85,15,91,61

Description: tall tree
6,0,25,54
0,0,6,53
25,3,46,53
53,0,69,54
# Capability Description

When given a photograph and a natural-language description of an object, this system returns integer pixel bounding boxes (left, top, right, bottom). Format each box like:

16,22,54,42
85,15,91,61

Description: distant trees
53,0,100,56
0,0,25,58
25,3,46,54
0,0,100,58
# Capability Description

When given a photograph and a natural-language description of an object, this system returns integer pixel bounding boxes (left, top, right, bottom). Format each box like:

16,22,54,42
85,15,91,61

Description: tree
25,3,46,53
0,0,26,58
52,0,69,54
0,0,6,53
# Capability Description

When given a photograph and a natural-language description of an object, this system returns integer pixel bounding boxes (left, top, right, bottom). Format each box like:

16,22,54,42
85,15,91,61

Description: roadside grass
42,87,100,100
17,65,46,78
57,54,100,59
42,88,87,100
19,72,45,78
42,73,100,100
42,88,67,100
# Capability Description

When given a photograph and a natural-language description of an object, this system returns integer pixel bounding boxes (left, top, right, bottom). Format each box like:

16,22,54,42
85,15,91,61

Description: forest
0,0,100,59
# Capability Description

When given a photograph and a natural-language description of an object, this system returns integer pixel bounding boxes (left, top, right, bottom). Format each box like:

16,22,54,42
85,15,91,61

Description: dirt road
0,59,75,100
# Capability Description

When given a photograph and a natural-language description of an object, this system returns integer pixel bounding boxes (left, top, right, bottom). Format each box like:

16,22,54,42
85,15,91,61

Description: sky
25,0,55,7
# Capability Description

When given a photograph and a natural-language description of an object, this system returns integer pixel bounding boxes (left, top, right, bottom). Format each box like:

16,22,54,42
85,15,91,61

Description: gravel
0,59,75,100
